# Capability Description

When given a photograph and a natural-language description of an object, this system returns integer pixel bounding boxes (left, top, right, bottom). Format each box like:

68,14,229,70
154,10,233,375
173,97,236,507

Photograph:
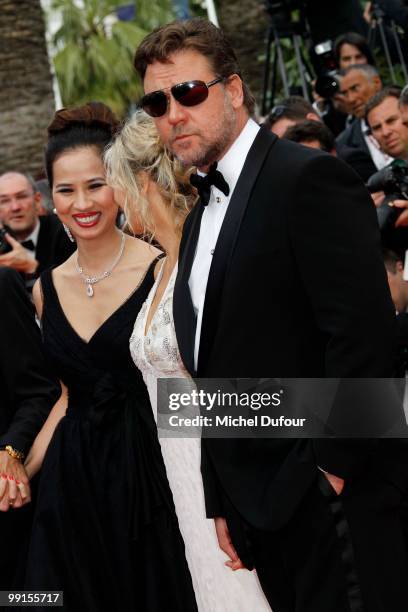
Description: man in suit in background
0,267,60,587
366,86,408,162
336,64,392,180
263,95,321,137
0,171,75,290
135,18,408,612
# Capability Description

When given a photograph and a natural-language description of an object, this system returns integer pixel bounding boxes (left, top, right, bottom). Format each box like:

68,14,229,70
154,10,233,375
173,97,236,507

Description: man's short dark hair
383,248,401,273
283,120,335,153
263,96,316,130
365,86,403,125
134,18,256,115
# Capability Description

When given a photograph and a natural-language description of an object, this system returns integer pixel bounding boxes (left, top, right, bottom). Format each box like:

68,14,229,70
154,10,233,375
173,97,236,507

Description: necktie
21,239,35,251
190,162,230,206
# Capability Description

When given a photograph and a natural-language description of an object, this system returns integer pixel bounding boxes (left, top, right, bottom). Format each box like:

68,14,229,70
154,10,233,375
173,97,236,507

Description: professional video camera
313,40,340,99
367,160,408,232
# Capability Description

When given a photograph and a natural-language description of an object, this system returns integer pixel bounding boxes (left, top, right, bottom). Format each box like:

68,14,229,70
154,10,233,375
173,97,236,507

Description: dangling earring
63,223,75,243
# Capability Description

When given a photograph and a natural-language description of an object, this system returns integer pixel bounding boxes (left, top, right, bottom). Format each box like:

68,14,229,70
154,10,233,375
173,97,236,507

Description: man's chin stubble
173,139,232,168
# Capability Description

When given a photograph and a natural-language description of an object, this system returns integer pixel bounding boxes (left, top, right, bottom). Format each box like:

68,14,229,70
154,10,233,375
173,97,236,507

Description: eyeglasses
140,77,224,118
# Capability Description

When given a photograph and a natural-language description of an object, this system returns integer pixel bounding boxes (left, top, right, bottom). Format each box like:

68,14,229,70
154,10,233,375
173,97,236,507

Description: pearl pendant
86,284,94,297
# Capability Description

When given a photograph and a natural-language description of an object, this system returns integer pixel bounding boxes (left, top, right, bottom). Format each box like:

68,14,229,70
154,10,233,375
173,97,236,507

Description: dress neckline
143,258,178,339
48,258,158,346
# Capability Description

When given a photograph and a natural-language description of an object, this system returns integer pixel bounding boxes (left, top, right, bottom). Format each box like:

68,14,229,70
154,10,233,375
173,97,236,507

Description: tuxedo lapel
173,202,205,375
197,127,278,374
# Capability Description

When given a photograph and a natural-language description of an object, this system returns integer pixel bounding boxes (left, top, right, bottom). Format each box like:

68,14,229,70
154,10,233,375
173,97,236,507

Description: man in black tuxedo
0,171,75,289
0,267,60,587
135,18,408,611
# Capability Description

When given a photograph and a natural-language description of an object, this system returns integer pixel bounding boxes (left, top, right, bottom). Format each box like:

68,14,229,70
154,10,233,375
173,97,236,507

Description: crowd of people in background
264,31,408,314
1,11,408,612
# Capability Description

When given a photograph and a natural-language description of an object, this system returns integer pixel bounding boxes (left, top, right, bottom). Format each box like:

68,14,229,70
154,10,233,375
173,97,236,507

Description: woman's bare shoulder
33,254,76,318
125,235,162,261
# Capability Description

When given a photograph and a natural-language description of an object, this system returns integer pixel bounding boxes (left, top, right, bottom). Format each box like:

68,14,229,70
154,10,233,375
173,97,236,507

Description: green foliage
47,0,175,117
373,46,407,87
258,38,313,109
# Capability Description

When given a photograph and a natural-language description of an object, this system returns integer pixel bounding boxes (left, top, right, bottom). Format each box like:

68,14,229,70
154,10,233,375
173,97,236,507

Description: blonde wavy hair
104,109,196,237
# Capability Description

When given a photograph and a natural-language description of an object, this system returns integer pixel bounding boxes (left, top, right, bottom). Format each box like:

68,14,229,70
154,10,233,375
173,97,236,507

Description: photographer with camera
366,86,408,205
366,86,408,162
368,85,408,235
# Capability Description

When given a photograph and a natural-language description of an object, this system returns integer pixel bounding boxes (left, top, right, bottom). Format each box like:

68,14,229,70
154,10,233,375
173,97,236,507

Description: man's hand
214,517,246,570
0,450,31,511
364,2,373,24
371,191,385,208
323,471,345,495
0,233,38,274
391,200,408,227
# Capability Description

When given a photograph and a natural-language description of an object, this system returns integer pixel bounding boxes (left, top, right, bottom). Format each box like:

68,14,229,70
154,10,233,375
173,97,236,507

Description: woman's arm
24,384,68,480
24,278,68,480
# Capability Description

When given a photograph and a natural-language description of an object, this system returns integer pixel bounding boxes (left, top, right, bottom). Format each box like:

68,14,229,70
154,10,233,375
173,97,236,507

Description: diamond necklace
75,231,126,297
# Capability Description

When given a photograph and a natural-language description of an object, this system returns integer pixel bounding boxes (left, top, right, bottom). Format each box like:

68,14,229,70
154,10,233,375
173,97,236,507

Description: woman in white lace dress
105,111,271,612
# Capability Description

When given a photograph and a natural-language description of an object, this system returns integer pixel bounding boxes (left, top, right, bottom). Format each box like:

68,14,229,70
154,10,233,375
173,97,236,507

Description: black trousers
228,471,408,612
0,503,33,590
0,477,38,591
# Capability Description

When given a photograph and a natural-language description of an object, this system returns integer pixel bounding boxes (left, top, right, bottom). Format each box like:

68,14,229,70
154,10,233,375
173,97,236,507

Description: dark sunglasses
140,77,224,118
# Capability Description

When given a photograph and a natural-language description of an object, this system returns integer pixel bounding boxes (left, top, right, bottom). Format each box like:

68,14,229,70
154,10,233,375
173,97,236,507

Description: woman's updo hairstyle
46,101,119,187
104,109,197,236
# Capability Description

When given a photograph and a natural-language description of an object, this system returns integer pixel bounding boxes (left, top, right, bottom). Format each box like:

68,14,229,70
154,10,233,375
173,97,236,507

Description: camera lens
315,74,340,99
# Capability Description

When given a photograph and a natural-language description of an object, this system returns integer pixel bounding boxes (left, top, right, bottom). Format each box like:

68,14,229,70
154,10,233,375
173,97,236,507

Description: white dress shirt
189,119,260,370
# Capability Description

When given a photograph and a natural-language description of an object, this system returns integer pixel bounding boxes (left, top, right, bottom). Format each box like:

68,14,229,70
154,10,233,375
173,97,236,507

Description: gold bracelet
3,445,25,461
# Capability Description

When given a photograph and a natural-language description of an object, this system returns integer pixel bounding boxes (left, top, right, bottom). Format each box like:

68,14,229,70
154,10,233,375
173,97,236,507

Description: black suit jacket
35,214,75,276
0,267,60,589
174,128,400,531
336,120,378,182
0,267,60,454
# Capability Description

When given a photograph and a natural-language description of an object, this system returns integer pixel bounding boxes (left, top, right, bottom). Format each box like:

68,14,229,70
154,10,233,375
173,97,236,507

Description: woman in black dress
23,102,197,612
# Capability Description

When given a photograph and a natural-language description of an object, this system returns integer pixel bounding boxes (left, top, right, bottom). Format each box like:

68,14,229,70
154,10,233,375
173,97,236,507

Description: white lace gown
130,261,271,612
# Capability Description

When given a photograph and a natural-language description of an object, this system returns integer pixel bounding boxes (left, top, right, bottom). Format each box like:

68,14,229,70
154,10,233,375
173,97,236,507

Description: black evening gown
24,261,198,612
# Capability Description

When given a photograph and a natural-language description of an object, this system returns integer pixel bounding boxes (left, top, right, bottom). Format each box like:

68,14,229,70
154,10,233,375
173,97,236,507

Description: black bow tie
190,162,230,206
21,239,35,251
